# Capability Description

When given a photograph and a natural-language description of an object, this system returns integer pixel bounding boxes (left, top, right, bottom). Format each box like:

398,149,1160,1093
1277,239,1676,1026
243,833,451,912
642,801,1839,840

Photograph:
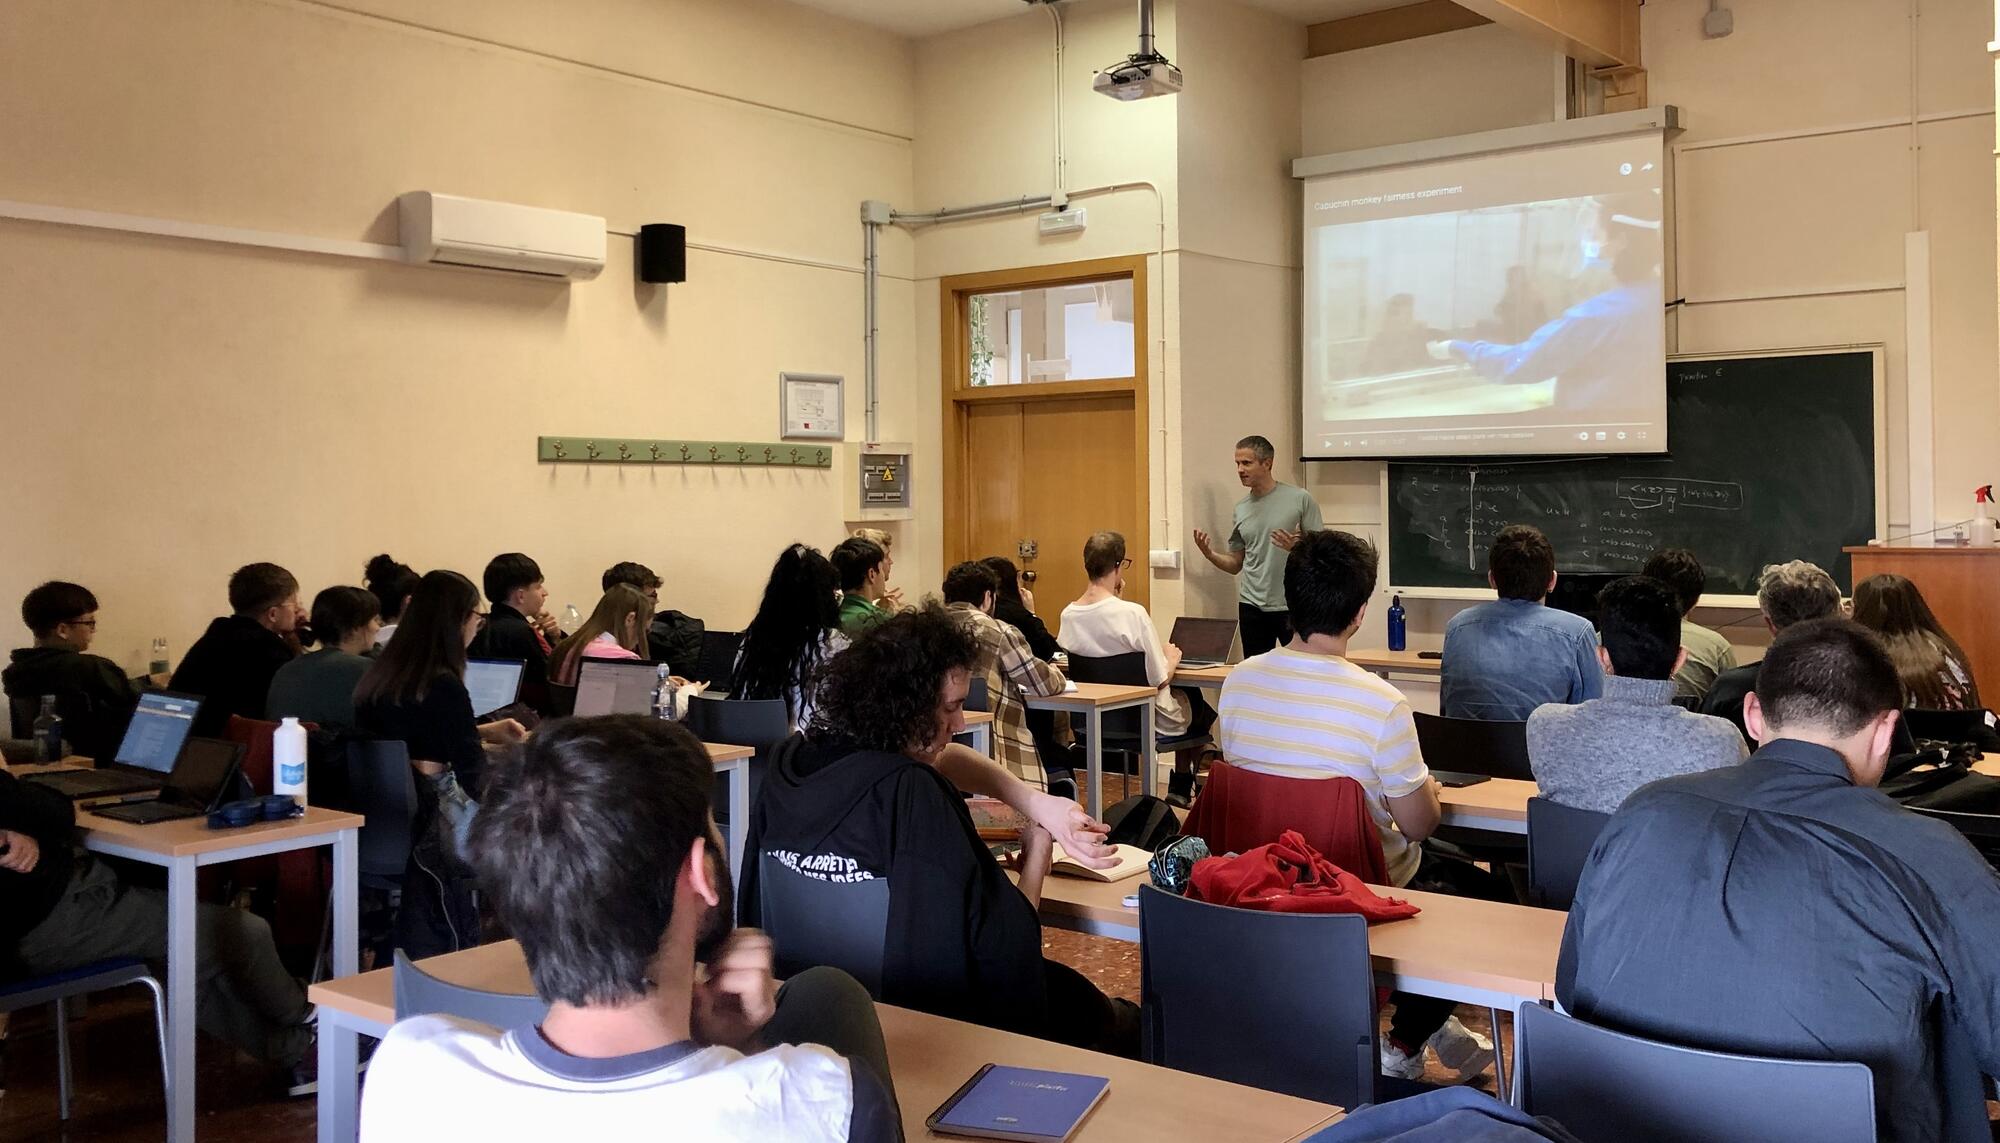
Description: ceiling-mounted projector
1093,0,1182,101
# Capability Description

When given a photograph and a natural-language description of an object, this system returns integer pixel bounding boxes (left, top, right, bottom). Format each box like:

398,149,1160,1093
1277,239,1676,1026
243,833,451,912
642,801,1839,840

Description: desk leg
166,856,197,1143
1085,708,1104,821
1141,702,1157,799
971,724,992,757
727,759,749,888
316,1012,362,1143
332,830,359,979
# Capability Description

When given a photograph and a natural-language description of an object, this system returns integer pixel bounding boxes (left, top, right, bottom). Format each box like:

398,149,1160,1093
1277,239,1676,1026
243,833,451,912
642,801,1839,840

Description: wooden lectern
1845,546,2000,700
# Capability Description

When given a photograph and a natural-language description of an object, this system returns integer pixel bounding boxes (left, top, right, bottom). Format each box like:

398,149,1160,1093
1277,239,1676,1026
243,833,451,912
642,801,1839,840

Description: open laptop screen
1168,617,1238,664
162,737,244,809
114,691,203,773
464,659,525,718
575,660,661,718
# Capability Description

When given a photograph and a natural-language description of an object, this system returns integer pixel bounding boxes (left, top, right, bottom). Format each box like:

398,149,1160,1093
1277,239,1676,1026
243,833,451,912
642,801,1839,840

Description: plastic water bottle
148,637,170,677
563,603,582,632
32,696,63,762
1387,594,1407,652
654,664,680,721
273,716,309,806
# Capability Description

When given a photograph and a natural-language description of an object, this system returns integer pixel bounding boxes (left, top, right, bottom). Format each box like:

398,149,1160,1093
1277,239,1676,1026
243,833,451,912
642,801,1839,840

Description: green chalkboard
1387,349,1880,596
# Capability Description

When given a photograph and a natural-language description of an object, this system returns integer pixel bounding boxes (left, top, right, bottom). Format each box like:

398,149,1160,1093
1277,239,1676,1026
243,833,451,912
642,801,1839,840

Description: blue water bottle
1386,594,1407,652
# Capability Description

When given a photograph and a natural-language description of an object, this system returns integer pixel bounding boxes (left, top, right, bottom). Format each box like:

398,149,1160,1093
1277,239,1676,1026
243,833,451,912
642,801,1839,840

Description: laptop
91,737,246,825
575,659,663,717
22,691,203,801
464,658,526,719
1168,617,1239,668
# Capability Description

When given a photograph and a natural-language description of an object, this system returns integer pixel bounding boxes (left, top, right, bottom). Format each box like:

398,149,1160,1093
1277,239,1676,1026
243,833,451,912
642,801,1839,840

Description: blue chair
1513,1002,1875,1142
756,852,891,997
0,959,168,1121
686,694,790,829
393,951,547,1028
1524,797,1612,910
1138,885,1381,1109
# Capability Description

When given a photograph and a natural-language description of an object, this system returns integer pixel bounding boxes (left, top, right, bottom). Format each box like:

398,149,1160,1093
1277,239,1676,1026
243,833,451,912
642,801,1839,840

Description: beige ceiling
786,0,1414,40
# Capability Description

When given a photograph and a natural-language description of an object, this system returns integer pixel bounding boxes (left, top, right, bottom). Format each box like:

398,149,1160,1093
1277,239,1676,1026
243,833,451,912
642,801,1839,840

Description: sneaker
1379,1036,1427,1080
1427,1016,1495,1080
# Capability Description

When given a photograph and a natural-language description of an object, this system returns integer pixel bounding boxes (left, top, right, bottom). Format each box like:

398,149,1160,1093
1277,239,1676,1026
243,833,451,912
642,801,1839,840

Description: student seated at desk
361,716,901,1143
602,560,706,677
1852,573,1983,711
1697,560,1842,742
4,581,149,761
981,556,1061,662
170,562,307,738
1559,618,2000,1143
1640,548,1737,701
851,528,905,613
732,544,848,729
944,562,1068,790
266,586,380,730
548,584,652,686
0,770,316,1092
467,552,562,716
1059,531,1214,806
1526,576,1746,815
1440,525,1601,721
1218,530,1499,1082
831,537,892,637
364,554,419,652
741,604,1136,1057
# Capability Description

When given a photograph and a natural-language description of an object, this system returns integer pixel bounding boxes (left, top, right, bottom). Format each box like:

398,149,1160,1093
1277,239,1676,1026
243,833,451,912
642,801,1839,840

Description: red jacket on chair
1181,760,1393,885
1189,829,1419,921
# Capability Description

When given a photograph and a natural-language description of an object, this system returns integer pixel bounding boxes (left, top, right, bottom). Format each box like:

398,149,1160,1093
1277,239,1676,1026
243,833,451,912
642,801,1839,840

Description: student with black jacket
601,561,707,677
4,581,149,760
170,563,305,738
741,603,1138,1056
467,553,560,715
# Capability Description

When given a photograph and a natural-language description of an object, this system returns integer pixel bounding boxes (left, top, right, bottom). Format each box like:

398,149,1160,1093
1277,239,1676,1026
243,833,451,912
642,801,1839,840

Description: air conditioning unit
397,191,606,280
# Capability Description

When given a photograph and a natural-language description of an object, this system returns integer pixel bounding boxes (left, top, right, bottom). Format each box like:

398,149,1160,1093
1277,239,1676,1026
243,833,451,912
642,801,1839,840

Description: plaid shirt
948,602,1066,786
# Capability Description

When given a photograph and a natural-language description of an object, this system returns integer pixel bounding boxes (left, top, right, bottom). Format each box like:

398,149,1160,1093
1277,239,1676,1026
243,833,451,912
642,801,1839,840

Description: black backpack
1103,794,1182,851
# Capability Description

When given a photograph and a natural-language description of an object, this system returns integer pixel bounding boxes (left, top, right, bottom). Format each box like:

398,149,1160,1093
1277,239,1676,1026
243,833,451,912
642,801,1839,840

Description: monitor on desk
113,691,204,773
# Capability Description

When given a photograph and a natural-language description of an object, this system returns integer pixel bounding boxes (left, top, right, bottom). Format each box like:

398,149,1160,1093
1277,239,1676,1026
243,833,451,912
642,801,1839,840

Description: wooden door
961,395,1144,623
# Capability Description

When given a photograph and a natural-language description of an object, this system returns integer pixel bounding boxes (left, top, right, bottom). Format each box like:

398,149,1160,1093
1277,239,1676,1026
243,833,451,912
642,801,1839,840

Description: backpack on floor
1104,794,1182,851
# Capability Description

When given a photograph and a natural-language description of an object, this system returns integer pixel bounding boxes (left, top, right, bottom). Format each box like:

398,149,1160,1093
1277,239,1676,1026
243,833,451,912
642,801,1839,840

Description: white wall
0,0,917,672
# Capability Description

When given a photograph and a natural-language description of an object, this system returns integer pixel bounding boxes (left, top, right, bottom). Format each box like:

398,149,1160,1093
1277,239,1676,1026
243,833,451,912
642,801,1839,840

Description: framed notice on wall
780,373,844,440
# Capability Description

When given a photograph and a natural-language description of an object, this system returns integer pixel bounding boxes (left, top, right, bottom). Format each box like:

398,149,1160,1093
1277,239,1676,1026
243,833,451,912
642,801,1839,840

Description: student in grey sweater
1528,576,1747,815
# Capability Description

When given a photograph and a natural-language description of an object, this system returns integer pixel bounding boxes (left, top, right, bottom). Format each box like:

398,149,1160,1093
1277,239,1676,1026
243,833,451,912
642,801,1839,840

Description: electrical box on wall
844,442,914,522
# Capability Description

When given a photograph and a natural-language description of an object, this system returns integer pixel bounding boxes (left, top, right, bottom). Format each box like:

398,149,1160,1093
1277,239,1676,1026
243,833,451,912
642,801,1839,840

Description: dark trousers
1386,845,1514,1051
761,966,899,1115
1238,604,1293,658
1043,959,1140,1058
16,855,313,1065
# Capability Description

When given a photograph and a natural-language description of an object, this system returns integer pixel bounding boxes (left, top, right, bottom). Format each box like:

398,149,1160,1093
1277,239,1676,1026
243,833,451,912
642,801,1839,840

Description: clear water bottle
563,603,582,632
653,664,680,721
148,637,170,677
32,696,63,762
1387,594,1407,652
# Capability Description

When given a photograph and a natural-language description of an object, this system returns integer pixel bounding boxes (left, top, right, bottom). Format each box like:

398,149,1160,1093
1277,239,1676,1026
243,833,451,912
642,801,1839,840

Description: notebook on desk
928,1064,1110,1143
1050,843,1152,883
1168,617,1237,668
21,690,202,801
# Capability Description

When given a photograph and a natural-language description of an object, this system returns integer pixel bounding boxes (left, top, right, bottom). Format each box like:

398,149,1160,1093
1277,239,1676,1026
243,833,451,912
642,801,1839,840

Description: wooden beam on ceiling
1306,1,1491,59
1451,0,1641,69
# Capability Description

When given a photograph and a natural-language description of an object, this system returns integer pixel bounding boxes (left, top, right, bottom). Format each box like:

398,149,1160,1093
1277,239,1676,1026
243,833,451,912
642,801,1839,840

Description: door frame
939,254,1152,597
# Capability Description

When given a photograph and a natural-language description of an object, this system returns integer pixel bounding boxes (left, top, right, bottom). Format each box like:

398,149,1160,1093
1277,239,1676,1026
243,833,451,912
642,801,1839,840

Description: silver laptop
574,659,662,717
1169,617,1238,668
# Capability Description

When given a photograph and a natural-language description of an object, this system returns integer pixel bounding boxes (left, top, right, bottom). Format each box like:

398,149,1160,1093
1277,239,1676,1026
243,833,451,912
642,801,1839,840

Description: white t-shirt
1217,646,1432,886
1059,595,1190,734
360,1014,895,1143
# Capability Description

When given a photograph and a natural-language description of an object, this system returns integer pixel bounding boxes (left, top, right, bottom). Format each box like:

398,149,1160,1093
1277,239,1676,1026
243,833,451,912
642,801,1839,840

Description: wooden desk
1032,875,1562,1011
1173,648,1442,691
1847,546,2000,701
307,941,1343,1143
704,741,754,879
1437,777,1534,834
1024,683,1161,819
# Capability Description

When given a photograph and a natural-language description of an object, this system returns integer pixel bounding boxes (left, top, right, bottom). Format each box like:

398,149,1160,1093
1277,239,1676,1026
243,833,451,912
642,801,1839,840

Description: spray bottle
1974,486,1997,546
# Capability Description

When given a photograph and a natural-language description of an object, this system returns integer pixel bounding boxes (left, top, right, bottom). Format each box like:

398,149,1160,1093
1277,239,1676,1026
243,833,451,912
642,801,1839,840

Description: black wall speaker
637,223,687,284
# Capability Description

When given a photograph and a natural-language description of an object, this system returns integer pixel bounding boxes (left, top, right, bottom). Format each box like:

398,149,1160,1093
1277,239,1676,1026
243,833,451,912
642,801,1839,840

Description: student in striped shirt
1217,529,1503,1084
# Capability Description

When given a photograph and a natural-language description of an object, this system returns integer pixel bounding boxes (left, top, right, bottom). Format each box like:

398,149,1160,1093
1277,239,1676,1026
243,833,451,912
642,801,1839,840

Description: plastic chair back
757,852,890,997
1139,885,1377,1108
546,681,577,718
1513,1002,1875,1143
346,739,420,881
696,630,746,693
686,694,790,823
1064,651,1206,755
965,676,990,713
1413,711,1533,781
1180,762,1389,885
1525,797,1612,909
393,951,547,1028
224,715,282,795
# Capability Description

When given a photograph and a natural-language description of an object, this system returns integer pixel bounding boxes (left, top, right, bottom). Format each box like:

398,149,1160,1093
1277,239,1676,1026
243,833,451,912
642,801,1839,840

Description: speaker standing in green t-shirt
1191,435,1324,657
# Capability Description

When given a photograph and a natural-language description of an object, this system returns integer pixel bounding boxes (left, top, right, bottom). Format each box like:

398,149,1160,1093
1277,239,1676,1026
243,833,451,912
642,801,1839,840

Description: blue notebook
928,1064,1111,1143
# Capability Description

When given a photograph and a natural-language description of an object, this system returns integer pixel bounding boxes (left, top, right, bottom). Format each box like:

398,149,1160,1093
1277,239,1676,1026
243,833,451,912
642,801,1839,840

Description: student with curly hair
740,604,1136,1056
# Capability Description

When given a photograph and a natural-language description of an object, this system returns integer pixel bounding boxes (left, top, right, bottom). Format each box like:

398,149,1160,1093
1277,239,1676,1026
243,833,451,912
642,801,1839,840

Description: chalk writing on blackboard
1615,478,1745,513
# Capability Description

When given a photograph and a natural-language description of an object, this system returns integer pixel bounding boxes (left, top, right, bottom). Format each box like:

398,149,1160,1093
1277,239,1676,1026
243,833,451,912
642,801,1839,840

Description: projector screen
1301,132,1667,460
